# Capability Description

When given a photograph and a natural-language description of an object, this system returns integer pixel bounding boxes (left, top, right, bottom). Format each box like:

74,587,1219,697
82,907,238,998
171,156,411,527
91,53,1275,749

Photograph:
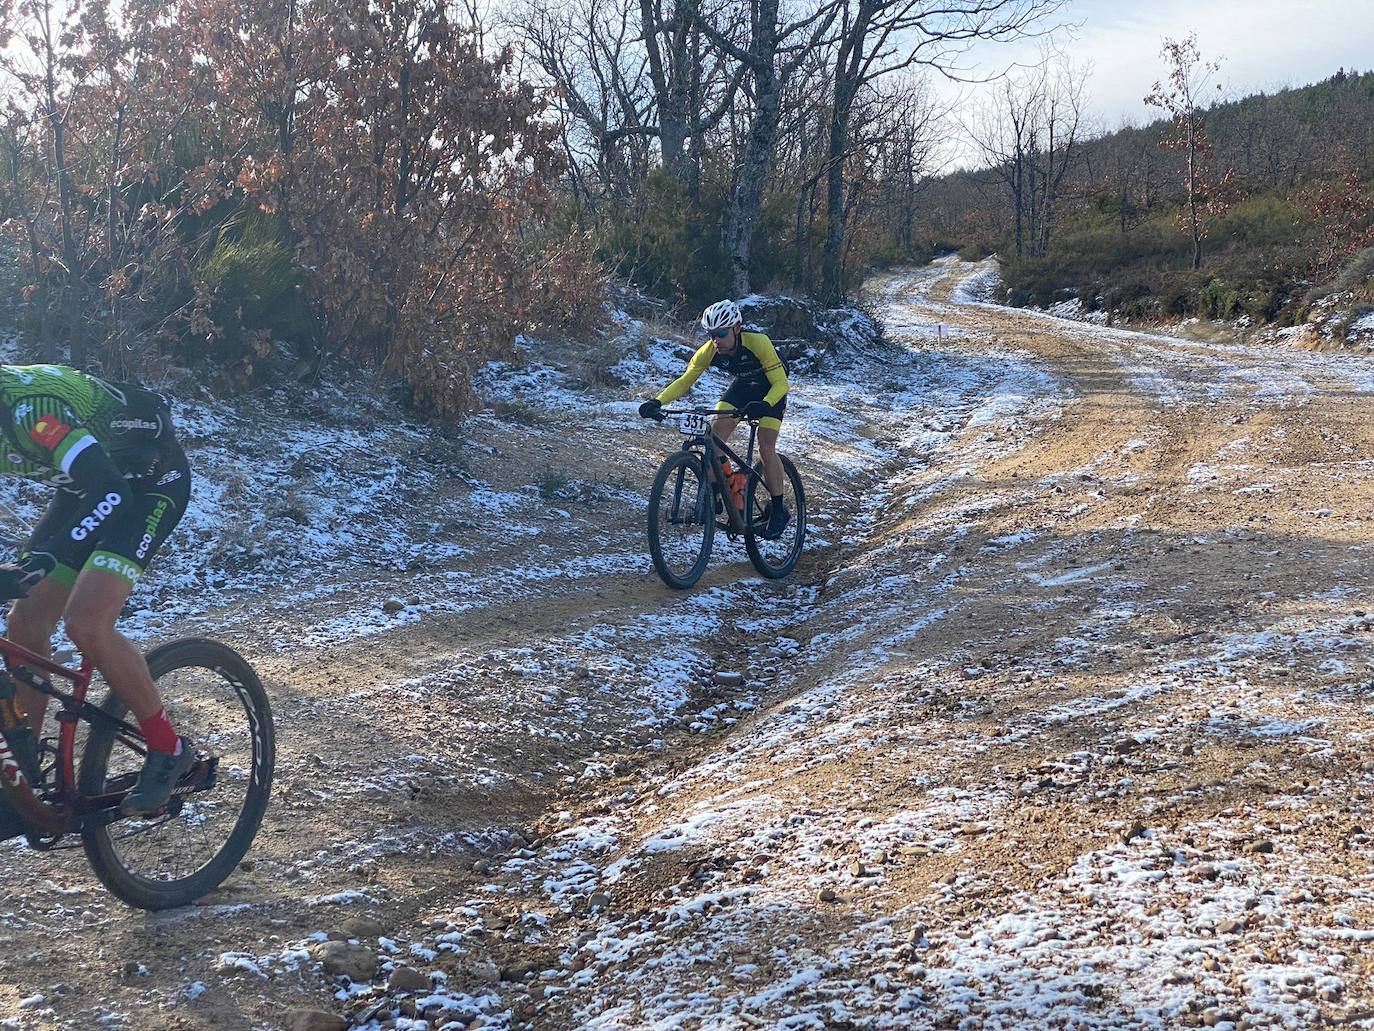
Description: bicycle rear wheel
744,454,806,579
648,450,715,589
79,638,274,910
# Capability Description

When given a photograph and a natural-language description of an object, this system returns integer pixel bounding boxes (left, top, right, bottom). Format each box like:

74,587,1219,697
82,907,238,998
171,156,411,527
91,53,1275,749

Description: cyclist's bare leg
63,569,162,722
711,412,739,443
758,427,784,495
6,576,71,732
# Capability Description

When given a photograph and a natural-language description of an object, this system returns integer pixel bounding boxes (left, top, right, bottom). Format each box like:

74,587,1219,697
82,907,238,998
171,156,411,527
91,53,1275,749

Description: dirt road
4,259,1374,1030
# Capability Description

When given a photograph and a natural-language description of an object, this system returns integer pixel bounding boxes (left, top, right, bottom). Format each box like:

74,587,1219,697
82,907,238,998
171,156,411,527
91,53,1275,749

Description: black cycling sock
771,494,783,510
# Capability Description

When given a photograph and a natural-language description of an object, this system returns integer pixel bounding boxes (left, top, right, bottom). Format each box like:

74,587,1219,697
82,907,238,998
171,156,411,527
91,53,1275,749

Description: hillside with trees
919,53,1374,331
2,0,1371,419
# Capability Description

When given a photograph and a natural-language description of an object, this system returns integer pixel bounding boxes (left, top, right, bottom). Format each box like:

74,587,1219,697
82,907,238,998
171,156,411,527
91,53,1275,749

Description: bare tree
513,0,655,204
698,0,840,294
819,0,1063,303
877,72,944,256
512,0,745,201
965,47,1085,259
967,75,1037,257
0,0,85,359
1145,32,1224,271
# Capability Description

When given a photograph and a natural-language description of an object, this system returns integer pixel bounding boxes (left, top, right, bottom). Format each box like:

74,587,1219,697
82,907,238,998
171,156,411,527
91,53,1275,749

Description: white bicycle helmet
701,299,742,333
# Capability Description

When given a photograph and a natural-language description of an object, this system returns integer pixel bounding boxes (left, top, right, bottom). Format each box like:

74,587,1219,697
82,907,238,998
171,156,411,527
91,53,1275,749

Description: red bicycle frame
0,636,211,842
0,637,101,835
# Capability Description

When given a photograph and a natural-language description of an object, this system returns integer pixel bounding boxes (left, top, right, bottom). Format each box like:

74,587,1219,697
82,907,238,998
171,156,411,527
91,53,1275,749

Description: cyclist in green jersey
639,300,792,537
0,365,193,815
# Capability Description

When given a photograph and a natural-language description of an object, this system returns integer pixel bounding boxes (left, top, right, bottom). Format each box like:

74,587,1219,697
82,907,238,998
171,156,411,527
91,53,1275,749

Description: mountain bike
646,407,806,589
0,634,274,910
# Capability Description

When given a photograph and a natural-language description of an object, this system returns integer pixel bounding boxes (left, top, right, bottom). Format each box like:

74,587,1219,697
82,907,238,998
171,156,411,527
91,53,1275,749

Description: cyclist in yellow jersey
639,300,791,538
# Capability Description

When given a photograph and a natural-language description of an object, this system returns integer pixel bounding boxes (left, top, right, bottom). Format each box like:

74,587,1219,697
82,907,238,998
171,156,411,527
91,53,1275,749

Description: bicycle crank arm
77,756,218,819
0,737,69,837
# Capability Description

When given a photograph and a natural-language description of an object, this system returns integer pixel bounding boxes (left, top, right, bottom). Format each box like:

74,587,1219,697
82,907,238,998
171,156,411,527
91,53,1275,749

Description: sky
937,0,1374,165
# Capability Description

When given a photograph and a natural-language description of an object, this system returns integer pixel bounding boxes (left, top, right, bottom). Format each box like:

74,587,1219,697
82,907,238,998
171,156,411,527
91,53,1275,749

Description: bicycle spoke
92,662,256,888
745,457,806,578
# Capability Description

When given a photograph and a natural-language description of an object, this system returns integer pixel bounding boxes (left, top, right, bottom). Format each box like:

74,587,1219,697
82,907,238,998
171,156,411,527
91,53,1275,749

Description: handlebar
655,407,747,421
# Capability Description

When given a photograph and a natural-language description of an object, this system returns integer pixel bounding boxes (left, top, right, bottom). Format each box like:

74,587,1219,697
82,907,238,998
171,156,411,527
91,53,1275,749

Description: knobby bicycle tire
648,450,715,590
744,454,806,579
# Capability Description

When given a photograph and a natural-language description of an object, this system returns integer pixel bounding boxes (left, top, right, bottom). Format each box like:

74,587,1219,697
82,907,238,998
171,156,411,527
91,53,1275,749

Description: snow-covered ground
334,262,1374,1031
5,262,1374,1031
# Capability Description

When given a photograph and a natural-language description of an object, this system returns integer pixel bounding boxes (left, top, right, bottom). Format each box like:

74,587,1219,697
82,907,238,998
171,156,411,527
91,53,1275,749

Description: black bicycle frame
682,418,763,534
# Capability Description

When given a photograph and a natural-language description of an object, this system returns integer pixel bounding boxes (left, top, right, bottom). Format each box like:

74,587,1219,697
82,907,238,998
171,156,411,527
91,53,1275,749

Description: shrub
1312,245,1374,301
596,170,729,307
1215,195,1305,248
194,214,312,381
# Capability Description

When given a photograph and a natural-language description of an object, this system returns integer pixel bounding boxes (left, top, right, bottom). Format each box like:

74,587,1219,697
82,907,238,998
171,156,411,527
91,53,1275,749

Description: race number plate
677,412,710,436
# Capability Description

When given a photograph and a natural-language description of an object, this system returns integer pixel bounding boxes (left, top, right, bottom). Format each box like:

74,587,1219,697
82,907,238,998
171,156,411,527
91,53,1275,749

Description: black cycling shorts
719,376,786,429
23,441,191,589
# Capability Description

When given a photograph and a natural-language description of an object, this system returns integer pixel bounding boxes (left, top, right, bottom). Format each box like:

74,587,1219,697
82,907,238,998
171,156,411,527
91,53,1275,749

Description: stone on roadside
1120,821,1146,844
381,598,405,614
501,960,542,982
387,966,430,992
341,916,385,940
284,1010,348,1031
713,671,745,688
817,887,839,903
311,940,377,983
469,959,500,984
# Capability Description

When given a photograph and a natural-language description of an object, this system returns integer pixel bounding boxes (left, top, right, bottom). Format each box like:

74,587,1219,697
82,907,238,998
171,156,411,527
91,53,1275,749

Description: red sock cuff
139,708,179,754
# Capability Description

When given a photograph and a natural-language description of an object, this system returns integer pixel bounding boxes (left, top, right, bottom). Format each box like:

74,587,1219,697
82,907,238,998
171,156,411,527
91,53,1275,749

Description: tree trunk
724,28,783,296
1012,149,1024,258
43,14,82,366
821,68,859,305
1187,125,1202,270
640,0,694,179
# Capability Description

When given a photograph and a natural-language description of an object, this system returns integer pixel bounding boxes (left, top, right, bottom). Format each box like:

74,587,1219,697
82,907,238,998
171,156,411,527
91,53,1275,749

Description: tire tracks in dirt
426,261,1374,1030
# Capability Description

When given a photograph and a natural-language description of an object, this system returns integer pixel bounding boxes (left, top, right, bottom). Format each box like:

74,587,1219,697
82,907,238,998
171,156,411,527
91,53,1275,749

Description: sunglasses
708,327,732,339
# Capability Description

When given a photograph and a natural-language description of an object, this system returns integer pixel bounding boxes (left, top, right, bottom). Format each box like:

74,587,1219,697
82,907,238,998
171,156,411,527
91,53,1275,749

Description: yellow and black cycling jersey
655,332,790,408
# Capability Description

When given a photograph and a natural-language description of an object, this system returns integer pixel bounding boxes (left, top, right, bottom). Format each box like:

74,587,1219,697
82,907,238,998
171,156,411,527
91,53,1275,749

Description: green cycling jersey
0,364,173,490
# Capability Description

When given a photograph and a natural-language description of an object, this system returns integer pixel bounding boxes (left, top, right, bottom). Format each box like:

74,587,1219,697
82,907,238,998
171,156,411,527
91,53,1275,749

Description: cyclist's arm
17,402,128,504
746,334,790,406
655,341,715,405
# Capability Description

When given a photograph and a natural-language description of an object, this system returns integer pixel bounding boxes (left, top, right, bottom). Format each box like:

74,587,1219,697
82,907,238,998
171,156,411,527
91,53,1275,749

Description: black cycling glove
743,399,772,422
0,560,45,601
639,399,664,421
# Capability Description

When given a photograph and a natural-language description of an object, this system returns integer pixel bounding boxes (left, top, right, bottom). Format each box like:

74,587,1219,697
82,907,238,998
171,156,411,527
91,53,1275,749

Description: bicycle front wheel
648,450,715,589
744,454,806,579
79,638,275,910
